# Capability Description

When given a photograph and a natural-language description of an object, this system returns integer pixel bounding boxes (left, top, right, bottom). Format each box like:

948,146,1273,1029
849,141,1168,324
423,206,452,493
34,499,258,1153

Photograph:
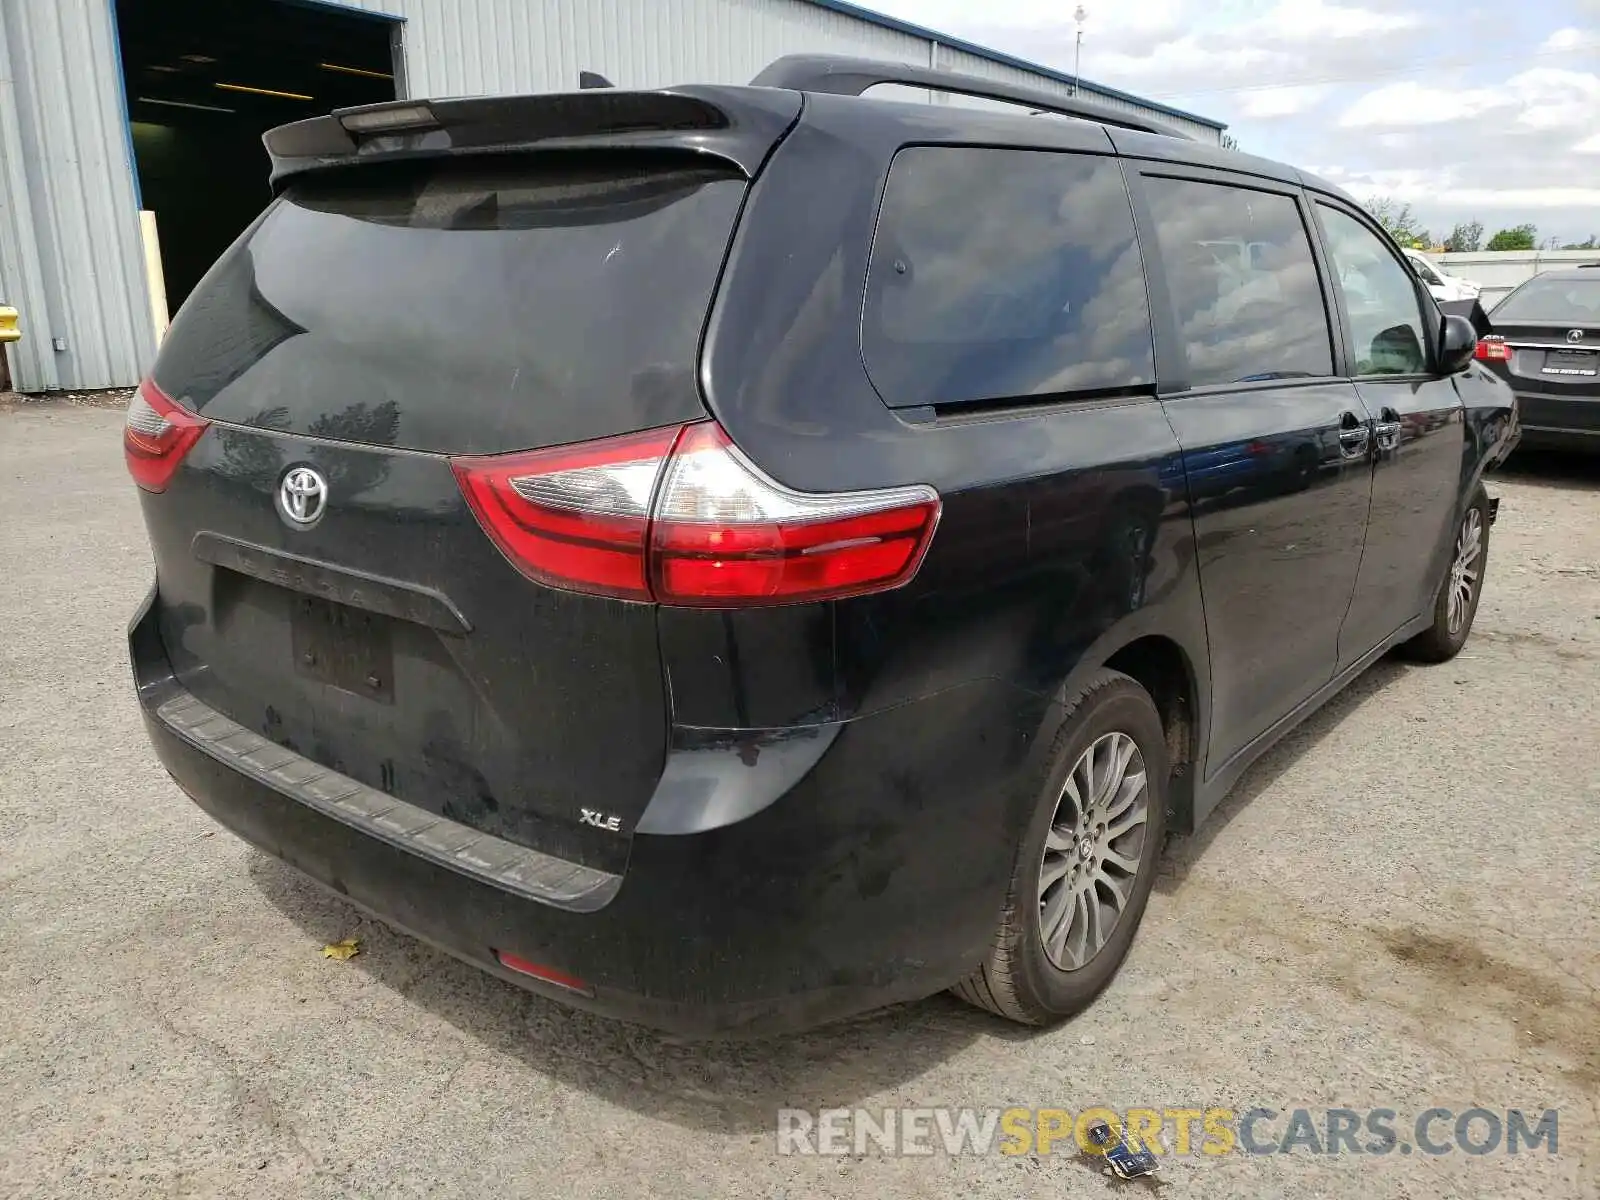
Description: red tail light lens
649,424,941,605
450,426,679,601
124,378,210,492
1475,337,1513,362
450,422,941,606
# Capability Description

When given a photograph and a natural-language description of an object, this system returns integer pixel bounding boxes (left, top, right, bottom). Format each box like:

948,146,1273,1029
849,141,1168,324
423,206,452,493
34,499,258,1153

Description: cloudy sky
859,0,1600,247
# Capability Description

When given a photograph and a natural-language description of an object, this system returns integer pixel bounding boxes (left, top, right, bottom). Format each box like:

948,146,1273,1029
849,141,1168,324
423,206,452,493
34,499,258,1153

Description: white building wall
0,0,1222,392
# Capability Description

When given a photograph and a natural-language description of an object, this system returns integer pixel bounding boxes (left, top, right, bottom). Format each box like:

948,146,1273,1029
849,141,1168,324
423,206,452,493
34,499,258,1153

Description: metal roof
800,0,1227,131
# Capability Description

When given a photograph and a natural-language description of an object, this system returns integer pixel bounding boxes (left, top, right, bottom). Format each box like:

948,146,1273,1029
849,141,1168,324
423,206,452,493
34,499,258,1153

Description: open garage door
115,0,399,316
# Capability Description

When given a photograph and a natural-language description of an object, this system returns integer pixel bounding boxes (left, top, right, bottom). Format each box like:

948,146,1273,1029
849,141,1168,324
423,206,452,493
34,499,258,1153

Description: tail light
1474,337,1512,363
451,421,941,606
125,378,209,492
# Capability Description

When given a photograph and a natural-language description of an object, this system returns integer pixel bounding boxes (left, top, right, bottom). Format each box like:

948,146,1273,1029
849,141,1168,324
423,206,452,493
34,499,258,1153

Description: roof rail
750,54,1194,141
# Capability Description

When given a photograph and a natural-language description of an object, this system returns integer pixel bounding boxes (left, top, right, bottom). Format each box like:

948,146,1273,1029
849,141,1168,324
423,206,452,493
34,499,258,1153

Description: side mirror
1440,314,1477,373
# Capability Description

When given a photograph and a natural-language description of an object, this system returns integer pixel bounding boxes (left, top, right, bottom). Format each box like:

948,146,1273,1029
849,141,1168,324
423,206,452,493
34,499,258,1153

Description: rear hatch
1485,275,1600,425
139,143,755,872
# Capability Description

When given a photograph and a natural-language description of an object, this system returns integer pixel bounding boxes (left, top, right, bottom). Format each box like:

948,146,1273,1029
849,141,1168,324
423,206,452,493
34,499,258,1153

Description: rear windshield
1492,276,1600,324
153,155,746,454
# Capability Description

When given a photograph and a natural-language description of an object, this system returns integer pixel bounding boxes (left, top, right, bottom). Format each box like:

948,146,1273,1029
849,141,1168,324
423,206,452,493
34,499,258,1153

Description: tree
1443,221,1483,253
1365,197,1430,249
1561,235,1598,250
1486,224,1537,251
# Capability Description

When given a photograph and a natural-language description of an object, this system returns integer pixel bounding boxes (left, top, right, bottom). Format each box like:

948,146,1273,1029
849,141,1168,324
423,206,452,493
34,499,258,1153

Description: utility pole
1073,6,1088,95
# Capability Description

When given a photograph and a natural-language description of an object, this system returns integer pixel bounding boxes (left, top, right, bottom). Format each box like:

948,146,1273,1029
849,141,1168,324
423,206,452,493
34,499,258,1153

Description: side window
1142,176,1333,387
862,148,1154,408
1318,206,1431,377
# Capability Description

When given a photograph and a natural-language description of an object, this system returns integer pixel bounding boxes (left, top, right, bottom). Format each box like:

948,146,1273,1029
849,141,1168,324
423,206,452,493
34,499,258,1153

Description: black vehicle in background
1480,269,1600,451
125,56,1519,1035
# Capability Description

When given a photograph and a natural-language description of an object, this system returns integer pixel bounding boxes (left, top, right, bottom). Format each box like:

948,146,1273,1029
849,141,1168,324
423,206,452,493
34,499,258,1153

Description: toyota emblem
278,466,328,527
1569,329,1586,344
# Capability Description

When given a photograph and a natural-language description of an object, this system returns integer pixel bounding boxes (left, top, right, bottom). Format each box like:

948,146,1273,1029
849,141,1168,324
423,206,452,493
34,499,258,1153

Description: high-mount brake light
124,379,210,492
450,422,941,605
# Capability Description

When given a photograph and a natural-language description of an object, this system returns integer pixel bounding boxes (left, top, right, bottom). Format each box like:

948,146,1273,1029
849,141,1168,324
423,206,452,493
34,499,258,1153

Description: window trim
1310,197,1443,382
1126,164,1344,397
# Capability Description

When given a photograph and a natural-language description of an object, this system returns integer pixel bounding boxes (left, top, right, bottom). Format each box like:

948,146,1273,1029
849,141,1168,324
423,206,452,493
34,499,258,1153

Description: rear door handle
1373,406,1402,451
1338,412,1370,459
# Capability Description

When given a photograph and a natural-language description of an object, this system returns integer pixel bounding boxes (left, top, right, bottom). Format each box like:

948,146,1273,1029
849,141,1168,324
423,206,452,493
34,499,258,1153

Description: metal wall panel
0,0,153,391
353,0,928,99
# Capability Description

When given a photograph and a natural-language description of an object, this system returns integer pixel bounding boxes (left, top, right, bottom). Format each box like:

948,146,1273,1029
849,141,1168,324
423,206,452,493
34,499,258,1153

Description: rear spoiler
263,87,801,190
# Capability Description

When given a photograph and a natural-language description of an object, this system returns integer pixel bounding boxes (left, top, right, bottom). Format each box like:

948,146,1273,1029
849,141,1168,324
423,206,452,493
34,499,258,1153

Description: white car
1403,249,1480,303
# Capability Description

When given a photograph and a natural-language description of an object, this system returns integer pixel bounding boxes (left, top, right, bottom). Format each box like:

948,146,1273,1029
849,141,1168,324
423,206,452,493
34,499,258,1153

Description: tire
1400,487,1490,664
953,669,1168,1025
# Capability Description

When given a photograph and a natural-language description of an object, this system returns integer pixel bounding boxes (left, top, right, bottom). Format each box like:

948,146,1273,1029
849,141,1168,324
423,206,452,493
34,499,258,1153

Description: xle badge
580,808,623,833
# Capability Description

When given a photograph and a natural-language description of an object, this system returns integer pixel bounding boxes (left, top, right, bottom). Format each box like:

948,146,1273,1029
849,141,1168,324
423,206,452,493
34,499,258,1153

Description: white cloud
1504,68,1600,130
1239,86,1330,118
1539,27,1597,52
1255,0,1424,40
1338,81,1505,127
1339,69,1600,130
1575,133,1600,154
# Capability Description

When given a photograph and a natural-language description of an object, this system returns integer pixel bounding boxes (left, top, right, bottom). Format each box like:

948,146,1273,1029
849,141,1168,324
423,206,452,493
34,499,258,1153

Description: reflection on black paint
307,402,401,498
213,406,291,492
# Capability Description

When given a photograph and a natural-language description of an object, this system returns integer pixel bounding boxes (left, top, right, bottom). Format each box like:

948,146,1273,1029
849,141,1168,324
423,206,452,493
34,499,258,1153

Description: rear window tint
862,148,1154,408
153,155,746,455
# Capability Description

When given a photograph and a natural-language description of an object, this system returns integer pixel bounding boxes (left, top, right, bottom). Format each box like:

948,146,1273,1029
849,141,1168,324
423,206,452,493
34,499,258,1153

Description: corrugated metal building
0,0,1223,393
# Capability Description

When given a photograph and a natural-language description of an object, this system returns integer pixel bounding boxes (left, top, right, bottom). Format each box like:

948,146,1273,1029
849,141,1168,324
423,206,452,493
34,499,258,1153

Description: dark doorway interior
115,0,397,313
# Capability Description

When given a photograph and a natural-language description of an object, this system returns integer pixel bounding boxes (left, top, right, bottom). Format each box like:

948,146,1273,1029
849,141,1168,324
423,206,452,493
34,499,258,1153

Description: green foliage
1486,224,1537,251
1365,197,1430,249
1443,221,1483,253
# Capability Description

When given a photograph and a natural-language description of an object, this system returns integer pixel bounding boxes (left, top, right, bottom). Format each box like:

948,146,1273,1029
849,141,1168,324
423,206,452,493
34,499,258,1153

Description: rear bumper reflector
493,950,592,994
155,691,620,913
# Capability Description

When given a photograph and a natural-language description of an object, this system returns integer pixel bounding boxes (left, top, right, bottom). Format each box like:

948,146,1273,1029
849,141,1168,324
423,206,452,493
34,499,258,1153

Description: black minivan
127,56,1519,1034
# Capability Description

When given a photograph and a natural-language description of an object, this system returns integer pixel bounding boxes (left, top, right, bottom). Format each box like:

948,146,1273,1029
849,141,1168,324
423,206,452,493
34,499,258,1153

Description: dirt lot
2,403,1596,1199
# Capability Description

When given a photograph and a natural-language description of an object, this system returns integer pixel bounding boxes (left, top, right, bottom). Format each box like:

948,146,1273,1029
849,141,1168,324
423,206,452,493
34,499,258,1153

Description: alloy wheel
1446,507,1483,636
1037,731,1150,971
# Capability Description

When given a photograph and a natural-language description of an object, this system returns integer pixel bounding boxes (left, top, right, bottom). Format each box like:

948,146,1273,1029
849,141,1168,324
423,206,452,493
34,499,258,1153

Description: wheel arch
1040,627,1209,835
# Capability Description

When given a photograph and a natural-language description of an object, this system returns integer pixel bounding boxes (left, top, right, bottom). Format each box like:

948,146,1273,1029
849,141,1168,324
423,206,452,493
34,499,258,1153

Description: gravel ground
2,403,1596,1199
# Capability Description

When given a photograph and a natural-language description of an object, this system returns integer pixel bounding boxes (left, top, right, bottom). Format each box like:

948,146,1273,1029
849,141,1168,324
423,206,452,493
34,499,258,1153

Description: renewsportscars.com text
776,1106,1560,1158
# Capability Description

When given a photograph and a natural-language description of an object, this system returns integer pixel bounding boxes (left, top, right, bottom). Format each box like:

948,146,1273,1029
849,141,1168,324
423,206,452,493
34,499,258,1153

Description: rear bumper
129,589,1023,1036
1513,391,1600,450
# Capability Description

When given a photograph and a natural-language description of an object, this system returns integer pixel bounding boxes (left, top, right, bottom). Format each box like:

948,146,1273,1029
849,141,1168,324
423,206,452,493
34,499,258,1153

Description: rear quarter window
862,147,1154,409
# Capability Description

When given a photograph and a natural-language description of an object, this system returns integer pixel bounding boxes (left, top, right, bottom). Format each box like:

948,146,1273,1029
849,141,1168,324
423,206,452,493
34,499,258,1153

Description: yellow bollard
0,305,19,344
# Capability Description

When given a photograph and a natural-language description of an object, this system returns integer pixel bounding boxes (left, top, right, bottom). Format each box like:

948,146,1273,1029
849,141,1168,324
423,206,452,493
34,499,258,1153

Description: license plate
291,595,395,703
1544,349,1597,376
